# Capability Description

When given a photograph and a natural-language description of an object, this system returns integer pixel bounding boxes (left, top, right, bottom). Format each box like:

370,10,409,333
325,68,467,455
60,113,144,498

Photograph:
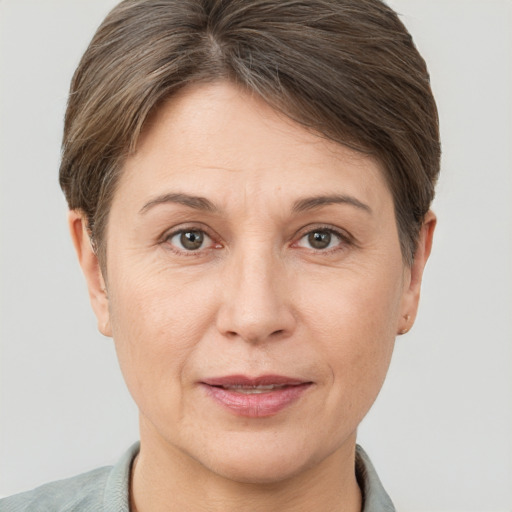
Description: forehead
117,81,391,214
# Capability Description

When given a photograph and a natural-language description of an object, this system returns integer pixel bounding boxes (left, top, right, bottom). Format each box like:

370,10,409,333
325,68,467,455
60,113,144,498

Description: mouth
213,384,292,394
201,375,313,417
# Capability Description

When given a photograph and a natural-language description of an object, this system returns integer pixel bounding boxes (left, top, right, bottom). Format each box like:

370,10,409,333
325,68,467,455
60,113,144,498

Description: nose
215,246,297,344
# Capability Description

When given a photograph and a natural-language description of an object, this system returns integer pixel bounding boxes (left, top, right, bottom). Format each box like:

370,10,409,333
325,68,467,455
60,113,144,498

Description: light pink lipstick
201,375,312,417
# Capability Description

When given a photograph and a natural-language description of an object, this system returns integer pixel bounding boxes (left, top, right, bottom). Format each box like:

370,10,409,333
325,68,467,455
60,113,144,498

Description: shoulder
0,466,110,512
0,443,139,512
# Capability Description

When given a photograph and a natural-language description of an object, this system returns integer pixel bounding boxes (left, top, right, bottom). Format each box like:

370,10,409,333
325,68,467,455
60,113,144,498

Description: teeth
222,384,286,393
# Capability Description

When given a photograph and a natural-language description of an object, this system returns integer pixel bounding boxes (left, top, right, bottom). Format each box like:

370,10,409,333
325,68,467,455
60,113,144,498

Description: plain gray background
1,1,511,510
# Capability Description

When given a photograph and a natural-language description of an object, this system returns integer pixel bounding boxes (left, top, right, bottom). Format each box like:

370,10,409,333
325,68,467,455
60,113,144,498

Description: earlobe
398,210,436,335
68,210,112,337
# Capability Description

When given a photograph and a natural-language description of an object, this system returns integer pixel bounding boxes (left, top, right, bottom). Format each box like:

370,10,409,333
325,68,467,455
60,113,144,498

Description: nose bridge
217,239,295,343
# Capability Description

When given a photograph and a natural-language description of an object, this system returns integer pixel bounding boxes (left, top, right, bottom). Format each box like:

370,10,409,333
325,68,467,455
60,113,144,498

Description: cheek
300,265,403,416
302,260,403,341
106,265,217,414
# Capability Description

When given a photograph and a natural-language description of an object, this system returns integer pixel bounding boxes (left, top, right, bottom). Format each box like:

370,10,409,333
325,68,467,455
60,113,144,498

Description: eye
168,229,212,251
296,228,344,251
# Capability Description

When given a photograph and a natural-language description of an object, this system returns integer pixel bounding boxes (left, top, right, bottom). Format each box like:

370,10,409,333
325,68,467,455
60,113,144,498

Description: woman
1,0,439,510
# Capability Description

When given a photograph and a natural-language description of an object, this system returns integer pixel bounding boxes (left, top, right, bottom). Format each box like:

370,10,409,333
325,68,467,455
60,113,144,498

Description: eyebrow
292,194,372,214
139,192,372,215
140,193,218,214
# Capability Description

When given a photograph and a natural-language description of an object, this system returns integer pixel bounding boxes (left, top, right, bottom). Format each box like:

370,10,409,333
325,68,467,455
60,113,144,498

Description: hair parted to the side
59,0,440,268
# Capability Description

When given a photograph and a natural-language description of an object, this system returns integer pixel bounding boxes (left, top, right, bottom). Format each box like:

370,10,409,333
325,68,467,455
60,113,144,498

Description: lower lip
202,383,312,417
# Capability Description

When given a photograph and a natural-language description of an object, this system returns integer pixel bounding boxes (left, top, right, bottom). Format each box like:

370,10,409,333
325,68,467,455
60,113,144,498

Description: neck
130,420,362,512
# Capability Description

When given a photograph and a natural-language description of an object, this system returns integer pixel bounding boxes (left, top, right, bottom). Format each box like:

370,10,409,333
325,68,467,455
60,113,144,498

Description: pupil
308,231,331,249
181,231,204,250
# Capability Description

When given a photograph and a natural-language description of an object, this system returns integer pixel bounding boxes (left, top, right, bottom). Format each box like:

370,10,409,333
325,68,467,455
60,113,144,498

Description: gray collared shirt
0,444,395,511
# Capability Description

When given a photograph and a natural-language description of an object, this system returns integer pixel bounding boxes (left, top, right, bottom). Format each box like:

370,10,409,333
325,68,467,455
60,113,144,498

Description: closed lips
201,375,312,389
201,377,313,417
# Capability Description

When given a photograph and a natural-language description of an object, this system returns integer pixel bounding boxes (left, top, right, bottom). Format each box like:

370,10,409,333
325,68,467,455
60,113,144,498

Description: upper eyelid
294,225,352,242
161,223,215,241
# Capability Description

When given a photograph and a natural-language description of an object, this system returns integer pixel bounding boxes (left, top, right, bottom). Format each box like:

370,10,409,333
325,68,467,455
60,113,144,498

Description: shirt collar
356,444,396,512
105,442,395,511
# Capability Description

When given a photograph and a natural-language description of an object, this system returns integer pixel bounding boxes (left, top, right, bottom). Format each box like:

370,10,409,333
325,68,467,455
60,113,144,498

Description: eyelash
293,225,353,254
160,225,353,256
161,225,221,257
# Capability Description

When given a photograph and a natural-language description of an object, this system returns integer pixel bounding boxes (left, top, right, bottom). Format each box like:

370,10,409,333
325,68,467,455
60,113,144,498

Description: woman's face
76,82,430,483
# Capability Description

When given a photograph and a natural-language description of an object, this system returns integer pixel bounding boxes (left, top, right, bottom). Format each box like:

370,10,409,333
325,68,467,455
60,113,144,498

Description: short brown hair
59,0,440,266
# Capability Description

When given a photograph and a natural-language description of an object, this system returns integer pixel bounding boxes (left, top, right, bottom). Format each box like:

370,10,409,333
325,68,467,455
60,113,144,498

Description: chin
189,431,331,485
208,454,311,485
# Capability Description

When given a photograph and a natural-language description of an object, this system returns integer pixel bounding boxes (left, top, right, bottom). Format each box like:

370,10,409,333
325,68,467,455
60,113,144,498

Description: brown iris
308,231,332,249
180,230,204,250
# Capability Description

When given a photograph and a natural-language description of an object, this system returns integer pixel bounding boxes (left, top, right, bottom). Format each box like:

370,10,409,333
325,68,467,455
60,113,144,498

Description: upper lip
201,375,311,387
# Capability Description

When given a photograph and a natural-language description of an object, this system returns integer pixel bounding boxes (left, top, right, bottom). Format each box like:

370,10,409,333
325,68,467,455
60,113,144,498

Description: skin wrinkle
139,191,373,218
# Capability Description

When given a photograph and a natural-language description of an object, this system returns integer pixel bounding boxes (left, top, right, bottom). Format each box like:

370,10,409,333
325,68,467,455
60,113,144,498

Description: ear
68,210,112,337
397,210,436,335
